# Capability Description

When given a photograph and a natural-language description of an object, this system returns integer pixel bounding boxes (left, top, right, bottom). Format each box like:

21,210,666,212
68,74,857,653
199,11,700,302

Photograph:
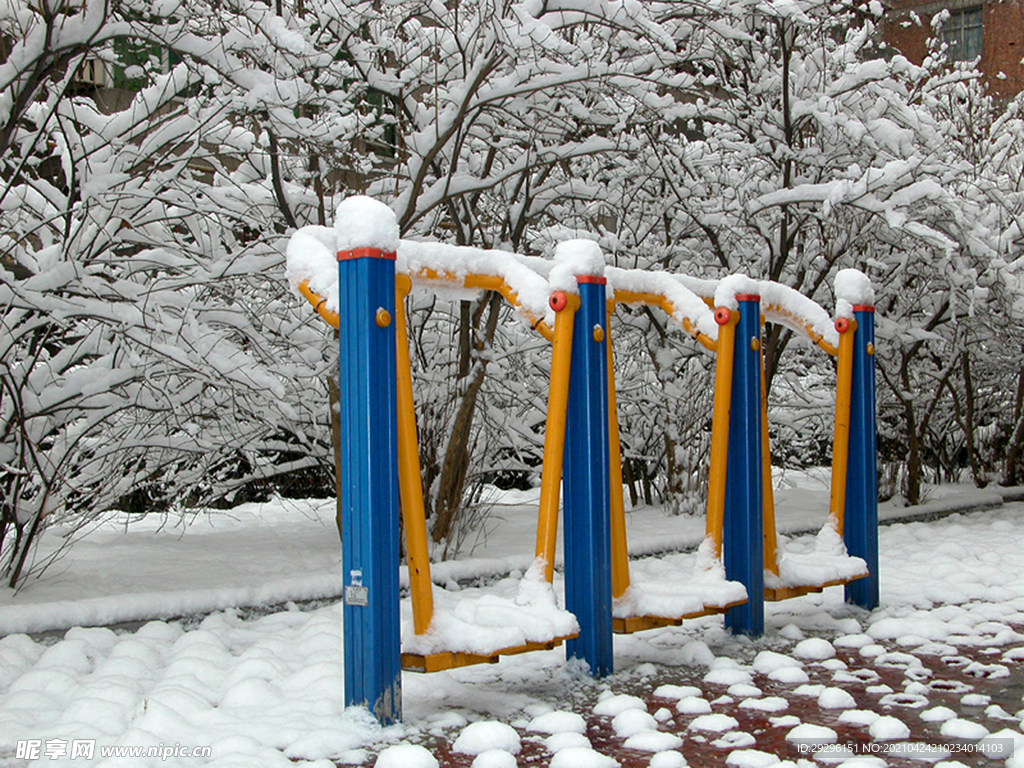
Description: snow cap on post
714,274,760,310
334,196,400,254
834,269,874,319
549,239,606,293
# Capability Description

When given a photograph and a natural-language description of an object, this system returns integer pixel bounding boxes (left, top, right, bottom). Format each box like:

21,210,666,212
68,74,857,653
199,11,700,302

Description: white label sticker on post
346,570,368,605
345,585,369,606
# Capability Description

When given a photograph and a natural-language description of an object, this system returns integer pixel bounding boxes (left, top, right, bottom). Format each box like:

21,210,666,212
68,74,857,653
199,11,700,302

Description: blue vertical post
338,244,402,724
844,306,879,609
724,294,764,637
564,274,614,676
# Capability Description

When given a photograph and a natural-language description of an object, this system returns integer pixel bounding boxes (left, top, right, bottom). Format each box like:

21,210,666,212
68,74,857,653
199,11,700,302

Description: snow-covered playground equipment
285,196,878,724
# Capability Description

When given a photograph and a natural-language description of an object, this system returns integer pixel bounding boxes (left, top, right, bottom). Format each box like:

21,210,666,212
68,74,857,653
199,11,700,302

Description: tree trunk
430,291,503,546
960,352,984,487
623,458,639,508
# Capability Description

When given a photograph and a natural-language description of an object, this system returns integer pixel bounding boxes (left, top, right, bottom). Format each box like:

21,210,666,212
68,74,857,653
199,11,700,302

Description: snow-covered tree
0,0,376,586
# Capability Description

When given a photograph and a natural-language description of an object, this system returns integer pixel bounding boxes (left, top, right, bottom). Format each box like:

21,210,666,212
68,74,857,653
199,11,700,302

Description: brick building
883,0,1024,100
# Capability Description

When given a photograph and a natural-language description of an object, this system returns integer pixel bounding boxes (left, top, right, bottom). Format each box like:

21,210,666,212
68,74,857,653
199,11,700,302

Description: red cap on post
337,248,397,261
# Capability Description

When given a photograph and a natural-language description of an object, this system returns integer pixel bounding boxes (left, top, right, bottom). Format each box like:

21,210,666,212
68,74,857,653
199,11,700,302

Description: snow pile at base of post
766,522,869,589
834,269,874,319
399,240,553,324
613,538,748,619
606,266,719,340
400,558,578,657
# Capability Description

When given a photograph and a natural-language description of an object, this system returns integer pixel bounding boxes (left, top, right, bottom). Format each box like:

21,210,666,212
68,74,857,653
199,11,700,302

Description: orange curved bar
413,268,555,342
298,280,340,329
762,304,839,357
610,290,717,352
297,271,556,342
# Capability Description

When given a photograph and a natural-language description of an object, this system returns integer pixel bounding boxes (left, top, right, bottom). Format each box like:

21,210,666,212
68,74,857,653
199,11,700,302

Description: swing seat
612,540,748,634
764,524,869,601
400,559,579,672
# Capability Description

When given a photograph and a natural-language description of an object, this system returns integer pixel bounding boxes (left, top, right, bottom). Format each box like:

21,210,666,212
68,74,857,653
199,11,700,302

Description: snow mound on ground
676,696,712,714
703,666,754,686
753,650,802,675
612,708,658,738
740,696,789,712
729,683,763,698
980,729,1024,767
654,684,703,700
453,722,521,755
689,714,739,732
650,751,688,768
960,693,991,706
834,634,875,649
593,694,646,717
786,723,838,743
793,638,836,660
472,749,518,768
375,744,438,768
832,758,885,768
769,667,810,684
623,731,684,752
527,710,586,735
837,709,880,726
549,746,619,767
544,733,590,752
939,718,989,740
818,687,857,709
725,749,781,767
713,731,757,749
869,715,910,740
920,706,957,722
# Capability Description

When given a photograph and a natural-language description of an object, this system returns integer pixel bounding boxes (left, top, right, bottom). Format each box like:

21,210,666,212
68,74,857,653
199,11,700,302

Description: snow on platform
400,559,578,670
766,524,869,600
613,539,748,632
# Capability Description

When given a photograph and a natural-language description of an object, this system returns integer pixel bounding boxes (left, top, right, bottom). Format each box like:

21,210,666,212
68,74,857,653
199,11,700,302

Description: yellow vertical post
761,343,779,576
536,294,579,582
707,308,738,556
830,317,858,534
395,275,435,635
605,305,631,600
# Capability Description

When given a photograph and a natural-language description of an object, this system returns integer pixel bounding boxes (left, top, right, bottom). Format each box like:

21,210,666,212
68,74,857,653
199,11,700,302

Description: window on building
941,6,984,62
112,39,182,91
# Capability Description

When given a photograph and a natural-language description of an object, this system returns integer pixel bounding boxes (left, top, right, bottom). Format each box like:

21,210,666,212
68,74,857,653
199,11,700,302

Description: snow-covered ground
1,475,1023,767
